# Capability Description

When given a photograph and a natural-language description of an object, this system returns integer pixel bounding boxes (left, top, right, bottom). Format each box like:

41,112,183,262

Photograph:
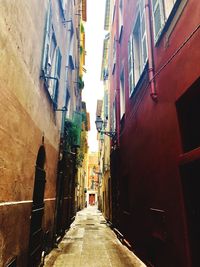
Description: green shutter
72,111,82,147
41,3,52,75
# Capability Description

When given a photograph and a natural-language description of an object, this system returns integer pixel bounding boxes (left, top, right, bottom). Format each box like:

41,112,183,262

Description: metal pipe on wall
145,0,158,102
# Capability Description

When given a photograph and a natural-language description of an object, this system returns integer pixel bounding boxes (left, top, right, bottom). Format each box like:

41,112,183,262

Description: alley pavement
44,206,146,267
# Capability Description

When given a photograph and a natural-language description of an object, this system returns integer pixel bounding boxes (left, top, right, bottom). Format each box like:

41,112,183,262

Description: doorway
28,146,46,266
89,194,95,205
180,159,200,266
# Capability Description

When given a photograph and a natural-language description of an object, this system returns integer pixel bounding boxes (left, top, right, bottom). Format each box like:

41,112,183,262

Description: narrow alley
44,206,146,267
1,0,200,266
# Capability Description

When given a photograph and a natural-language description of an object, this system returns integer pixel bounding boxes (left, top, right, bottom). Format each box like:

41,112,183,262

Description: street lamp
95,117,116,138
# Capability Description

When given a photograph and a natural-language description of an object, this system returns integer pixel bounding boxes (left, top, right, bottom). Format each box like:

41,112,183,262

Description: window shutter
60,0,65,10
56,47,62,78
104,90,109,120
112,98,116,132
152,0,164,40
120,69,125,118
112,35,116,74
59,0,67,19
41,3,52,75
82,0,87,22
128,35,134,95
119,0,123,41
52,79,59,107
140,0,148,67
52,47,62,105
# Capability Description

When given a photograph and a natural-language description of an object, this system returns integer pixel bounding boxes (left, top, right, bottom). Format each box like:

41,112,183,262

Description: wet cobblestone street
44,206,146,267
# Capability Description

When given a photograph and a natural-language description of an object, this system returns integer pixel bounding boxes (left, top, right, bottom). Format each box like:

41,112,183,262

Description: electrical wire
119,23,200,138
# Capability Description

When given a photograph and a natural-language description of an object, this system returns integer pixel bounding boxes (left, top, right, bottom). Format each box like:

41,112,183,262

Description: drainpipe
145,0,158,102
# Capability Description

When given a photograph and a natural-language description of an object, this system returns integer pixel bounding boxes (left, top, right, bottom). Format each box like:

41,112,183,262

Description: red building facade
107,0,200,266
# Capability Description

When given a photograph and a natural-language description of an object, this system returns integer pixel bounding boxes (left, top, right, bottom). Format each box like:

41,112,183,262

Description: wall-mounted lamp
95,117,116,138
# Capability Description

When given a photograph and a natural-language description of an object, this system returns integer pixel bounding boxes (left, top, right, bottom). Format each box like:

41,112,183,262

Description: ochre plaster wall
0,0,66,265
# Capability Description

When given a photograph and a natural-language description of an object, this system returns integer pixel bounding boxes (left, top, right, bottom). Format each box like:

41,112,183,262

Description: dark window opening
176,77,200,152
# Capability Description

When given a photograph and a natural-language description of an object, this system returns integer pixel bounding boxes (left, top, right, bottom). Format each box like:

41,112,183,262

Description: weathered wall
0,0,68,265
110,0,200,266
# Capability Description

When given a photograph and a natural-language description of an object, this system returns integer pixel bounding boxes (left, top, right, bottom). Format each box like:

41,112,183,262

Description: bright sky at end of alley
82,0,106,152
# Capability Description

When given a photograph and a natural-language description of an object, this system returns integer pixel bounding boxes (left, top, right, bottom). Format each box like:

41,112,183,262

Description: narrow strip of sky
82,0,106,152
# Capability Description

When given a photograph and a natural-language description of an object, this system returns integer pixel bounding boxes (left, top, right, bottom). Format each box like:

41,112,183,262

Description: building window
133,16,142,85
128,35,135,96
164,0,177,18
151,0,181,42
59,0,68,19
111,97,116,133
104,90,109,121
131,0,148,87
120,68,125,119
119,0,123,41
112,3,116,25
112,35,116,74
41,4,62,108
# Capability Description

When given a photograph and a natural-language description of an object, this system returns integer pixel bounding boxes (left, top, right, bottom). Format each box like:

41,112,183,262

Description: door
180,159,200,266
28,146,46,267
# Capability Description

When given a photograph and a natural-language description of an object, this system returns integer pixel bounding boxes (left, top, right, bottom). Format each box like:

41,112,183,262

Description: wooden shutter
82,0,87,22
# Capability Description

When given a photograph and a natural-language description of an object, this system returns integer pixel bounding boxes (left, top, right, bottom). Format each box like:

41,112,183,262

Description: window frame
128,34,135,96
128,0,148,95
104,90,109,121
151,0,182,44
112,35,117,74
59,0,68,19
119,0,123,42
120,67,125,119
111,96,117,133
112,3,116,25
41,3,62,108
